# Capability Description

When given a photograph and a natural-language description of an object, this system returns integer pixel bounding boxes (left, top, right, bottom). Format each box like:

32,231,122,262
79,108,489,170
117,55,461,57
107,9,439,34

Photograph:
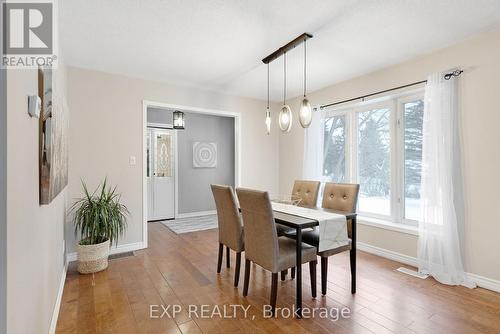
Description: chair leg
280,270,287,281
291,267,296,279
270,273,278,316
350,248,356,294
217,243,223,273
226,246,230,268
234,252,241,287
243,259,251,296
321,257,328,295
309,260,317,298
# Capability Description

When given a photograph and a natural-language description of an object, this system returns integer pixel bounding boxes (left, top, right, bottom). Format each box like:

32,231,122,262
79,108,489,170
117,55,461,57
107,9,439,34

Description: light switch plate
129,156,136,166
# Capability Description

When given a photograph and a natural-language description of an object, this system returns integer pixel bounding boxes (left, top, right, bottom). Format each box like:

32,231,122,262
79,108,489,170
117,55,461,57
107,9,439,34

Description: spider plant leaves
70,178,129,246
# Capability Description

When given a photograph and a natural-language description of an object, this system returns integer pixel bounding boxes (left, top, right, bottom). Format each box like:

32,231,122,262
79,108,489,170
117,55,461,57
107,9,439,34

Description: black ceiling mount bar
262,33,313,64
319,69,463,110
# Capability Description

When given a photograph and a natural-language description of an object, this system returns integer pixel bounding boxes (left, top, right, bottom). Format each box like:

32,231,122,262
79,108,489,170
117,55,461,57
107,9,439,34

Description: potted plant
70,179,129,274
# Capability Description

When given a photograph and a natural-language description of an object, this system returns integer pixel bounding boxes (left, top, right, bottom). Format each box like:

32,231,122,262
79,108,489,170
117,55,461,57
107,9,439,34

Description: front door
147,128,175,220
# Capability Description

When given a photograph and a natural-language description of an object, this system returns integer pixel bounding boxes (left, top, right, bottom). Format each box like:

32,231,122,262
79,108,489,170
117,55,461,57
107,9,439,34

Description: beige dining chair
211,184,244,287
285,182,359,294
236,188,318,315
278,180,321,280
292,180,321,206
276,180,320,236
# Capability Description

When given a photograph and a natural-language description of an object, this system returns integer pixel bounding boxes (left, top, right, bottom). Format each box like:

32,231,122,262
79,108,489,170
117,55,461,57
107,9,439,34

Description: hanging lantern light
299,39,312,128
265,63,271,134
173,110,185,129
278,52,292,133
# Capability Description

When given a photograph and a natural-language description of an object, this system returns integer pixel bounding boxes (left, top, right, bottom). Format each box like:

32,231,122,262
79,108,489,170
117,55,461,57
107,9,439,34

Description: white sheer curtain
303,108,325,180
418,72,475,287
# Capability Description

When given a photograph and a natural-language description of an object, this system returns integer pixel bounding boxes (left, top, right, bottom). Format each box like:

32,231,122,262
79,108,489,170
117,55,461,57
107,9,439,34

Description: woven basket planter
76,239,110,274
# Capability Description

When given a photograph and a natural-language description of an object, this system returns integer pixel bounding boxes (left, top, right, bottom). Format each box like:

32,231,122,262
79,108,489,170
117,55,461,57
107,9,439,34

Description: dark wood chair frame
217,244,242,287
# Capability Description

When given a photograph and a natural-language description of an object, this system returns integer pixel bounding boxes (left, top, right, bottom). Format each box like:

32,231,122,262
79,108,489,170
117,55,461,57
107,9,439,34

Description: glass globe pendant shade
265,109,271,135
299,98,312,128
278,105,292,133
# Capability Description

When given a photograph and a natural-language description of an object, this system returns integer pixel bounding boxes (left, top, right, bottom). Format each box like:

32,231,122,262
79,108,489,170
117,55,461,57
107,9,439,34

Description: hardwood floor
56,222,500,333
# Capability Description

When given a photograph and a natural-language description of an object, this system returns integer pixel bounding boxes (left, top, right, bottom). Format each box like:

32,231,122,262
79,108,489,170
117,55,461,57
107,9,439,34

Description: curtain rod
319,70,463,110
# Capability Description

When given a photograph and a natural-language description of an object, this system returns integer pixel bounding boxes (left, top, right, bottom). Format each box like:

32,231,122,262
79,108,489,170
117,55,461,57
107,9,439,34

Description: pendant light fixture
262,33,313,134
278,52,292,133
299,39,312,128
265,63,271,134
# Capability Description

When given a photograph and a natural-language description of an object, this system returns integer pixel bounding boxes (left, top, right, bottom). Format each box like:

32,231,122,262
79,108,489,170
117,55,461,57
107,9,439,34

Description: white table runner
271,202,348,252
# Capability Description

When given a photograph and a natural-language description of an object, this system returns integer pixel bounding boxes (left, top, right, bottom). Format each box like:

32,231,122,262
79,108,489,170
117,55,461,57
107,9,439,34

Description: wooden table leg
295,227,302,318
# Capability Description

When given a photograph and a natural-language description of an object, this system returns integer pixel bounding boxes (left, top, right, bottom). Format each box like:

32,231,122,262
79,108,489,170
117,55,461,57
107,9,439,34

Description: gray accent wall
147,108,235,214
147,107,173,125
177,113,234,213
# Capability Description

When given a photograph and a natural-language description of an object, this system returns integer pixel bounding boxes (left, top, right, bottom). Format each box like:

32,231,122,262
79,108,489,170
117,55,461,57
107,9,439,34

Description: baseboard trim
66,241,146,264
467,273,500,293
357,241,500,293
175,210,216,219
358,242,418,267
49,265,67,334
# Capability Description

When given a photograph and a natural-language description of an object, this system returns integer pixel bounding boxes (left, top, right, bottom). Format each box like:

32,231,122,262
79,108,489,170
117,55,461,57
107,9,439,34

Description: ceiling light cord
303,39,307,98
283,52,287,105
267,63,270,109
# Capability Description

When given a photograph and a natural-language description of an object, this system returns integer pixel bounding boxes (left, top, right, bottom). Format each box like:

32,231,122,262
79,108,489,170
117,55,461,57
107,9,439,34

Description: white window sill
357,215,418,236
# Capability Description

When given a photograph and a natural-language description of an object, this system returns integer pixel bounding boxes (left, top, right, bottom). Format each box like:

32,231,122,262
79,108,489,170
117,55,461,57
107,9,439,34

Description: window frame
322,89,424,225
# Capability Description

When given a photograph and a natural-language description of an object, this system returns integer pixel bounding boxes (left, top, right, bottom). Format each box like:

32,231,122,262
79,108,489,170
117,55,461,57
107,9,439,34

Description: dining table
272,206,357,318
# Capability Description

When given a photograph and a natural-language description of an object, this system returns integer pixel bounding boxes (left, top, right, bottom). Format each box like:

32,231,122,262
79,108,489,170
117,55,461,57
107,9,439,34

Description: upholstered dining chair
285,182,359,294
276,180,320,236
292,180,321,206
277,180,321,280
236,188,318,315
211,184,244,287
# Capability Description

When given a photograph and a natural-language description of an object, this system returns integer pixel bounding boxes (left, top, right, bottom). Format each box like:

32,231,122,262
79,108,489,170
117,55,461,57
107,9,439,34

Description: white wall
279,29,500,281
6,68,67,334
66,67,280,253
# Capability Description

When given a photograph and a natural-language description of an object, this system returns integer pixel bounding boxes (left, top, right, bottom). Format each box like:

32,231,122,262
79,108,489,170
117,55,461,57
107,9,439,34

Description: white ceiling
61,0,500,102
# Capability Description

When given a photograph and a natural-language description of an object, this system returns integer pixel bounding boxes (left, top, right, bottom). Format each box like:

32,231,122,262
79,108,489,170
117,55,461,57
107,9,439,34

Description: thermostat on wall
28,95,41,118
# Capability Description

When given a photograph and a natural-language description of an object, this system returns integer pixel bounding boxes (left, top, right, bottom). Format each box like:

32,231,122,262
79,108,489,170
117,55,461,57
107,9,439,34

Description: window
357,108,391,216
322,92,424,225
323,115,346,183
403,100,424,221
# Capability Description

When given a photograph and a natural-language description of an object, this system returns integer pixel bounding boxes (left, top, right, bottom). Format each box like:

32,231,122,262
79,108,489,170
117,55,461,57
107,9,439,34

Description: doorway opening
142,101,240,248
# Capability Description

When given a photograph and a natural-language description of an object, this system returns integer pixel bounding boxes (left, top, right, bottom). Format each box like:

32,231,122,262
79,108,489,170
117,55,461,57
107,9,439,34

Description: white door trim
142,101,241,249
147,121,173,129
